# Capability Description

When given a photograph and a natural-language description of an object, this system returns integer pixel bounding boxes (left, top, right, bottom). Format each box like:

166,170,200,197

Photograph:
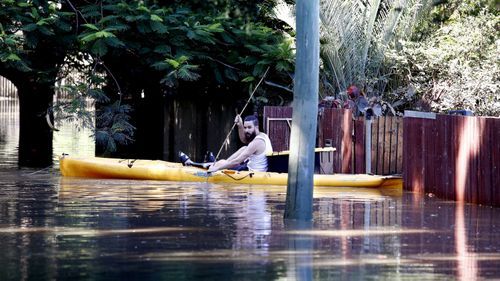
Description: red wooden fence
263,106,403,175
317,108,353,173
263,106,293,152
403,113,500,206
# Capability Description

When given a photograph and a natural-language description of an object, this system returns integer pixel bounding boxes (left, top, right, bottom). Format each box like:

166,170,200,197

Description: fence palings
404,114,500,206
317,108,353,173
263,106,293,152
355,116,404,175
353,119,365,174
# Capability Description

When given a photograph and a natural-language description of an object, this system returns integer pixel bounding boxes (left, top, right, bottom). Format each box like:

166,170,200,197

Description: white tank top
247,133,273,172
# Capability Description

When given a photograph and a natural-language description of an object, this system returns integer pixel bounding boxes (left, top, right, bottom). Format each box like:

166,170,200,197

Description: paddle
214,66,270,160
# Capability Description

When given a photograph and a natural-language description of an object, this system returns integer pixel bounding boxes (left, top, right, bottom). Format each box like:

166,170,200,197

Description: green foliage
1,0,294,154
386,1,499,115
95,101,135,155
0,0,75,74
72,1,293,89
272,0,435,108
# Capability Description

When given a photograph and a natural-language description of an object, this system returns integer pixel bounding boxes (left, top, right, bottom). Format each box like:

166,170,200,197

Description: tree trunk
17,83,54,167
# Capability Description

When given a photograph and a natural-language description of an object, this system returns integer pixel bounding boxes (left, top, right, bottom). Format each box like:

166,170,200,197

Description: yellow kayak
59,156,402,188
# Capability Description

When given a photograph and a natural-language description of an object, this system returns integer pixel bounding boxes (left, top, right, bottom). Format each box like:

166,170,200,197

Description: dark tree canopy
0,0,294,157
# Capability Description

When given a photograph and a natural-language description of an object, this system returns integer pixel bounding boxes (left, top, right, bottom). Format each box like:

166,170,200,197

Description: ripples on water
2,172,500,280
2,97,500,280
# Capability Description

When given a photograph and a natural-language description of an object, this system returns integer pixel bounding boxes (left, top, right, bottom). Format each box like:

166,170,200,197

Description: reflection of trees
55,180,286,279
0,174,58,280
0,99,19,151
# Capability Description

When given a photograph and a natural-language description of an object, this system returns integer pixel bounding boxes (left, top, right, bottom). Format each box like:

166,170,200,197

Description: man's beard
245,131,257,142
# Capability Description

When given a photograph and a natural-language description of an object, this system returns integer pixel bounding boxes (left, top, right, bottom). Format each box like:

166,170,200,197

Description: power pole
284,0,319,220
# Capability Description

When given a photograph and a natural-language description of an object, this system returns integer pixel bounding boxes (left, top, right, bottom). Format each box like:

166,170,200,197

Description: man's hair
244,115,259,127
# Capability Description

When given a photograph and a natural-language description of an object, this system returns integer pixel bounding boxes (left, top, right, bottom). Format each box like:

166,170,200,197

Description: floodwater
2,96,500,280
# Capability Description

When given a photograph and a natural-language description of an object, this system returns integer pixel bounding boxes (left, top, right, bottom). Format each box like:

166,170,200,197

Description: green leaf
105,37,125,48
151,61,169,70
151,21,168,33
82,24,100,31
242,76,255,82
38,26,54,36
95,31,116,39
80,30,116,43
17,2,31,7
36,19,47,26
137,6,151,13
150,14,163,22
5,53,21,62
166,58,180,68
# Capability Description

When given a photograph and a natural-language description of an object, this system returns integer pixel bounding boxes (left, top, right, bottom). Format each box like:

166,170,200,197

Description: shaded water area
2,98,500,280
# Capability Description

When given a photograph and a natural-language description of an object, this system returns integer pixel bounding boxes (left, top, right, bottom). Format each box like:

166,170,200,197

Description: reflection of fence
0,76,17,98
404,113,500,206
263,106,403,175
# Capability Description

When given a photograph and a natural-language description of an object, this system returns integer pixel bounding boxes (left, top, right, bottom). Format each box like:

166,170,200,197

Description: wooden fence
263,106,403,175
403,112,500,206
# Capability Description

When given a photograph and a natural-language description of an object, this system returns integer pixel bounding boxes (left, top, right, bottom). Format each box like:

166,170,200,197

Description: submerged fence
403,112,500,206
263,106,403,175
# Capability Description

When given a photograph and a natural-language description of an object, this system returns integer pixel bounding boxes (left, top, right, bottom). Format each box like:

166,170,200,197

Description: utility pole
284,0,319,220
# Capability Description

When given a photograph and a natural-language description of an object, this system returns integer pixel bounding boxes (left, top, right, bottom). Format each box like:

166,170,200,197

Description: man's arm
235,114,248,144
208,140,263,172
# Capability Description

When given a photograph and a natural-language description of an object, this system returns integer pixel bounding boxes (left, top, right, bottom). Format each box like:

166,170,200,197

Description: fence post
365,112,373,174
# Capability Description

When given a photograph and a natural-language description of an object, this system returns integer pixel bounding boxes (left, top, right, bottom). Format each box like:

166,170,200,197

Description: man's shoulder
252,133,268,142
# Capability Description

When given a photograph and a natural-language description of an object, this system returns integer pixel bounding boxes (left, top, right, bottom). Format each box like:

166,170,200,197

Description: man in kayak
207,114,273,172
179,115,273,172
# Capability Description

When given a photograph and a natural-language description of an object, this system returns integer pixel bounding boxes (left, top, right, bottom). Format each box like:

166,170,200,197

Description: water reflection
455,203,478,281
0,98,20,168
0,96,94,169
1,171,500,280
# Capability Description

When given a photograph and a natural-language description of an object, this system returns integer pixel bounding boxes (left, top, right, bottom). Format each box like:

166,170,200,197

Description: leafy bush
386,2,499,116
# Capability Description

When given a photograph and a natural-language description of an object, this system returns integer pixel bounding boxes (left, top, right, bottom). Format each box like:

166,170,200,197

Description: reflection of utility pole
284,0,319,220
285,220,313,280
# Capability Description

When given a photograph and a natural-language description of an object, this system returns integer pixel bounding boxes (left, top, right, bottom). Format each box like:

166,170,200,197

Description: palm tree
273,0,434,100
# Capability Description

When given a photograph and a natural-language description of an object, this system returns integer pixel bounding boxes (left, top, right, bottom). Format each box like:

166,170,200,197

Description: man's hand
207,164,218,173
208,160,225,173
234,114,243,126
